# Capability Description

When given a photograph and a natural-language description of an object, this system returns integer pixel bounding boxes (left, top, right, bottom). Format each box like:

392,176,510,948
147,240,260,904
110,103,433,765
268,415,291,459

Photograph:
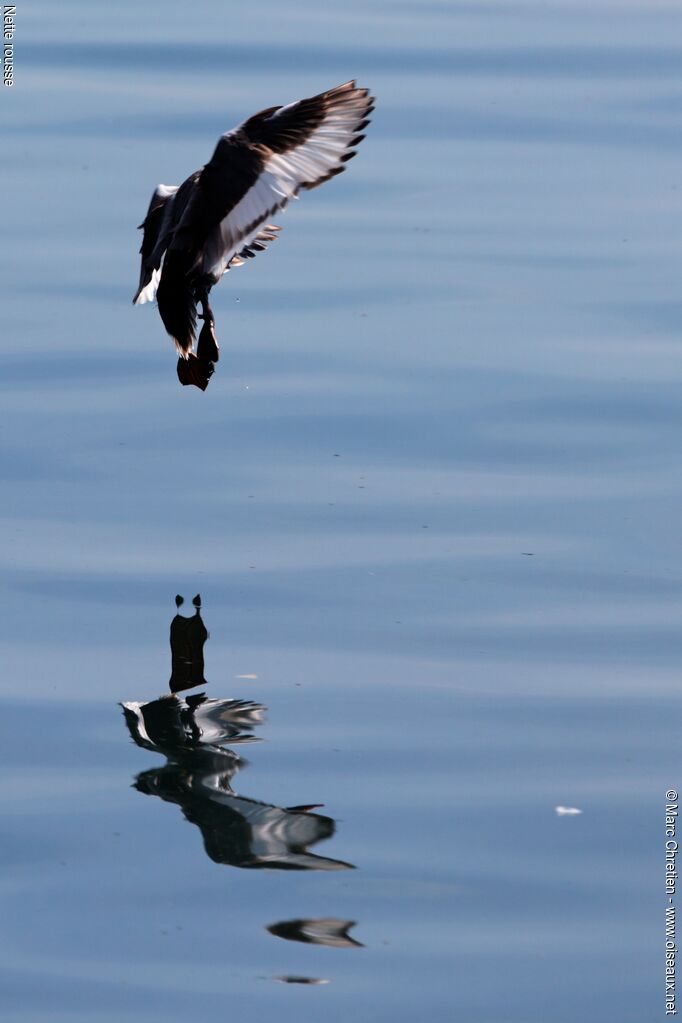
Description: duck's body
134,81,374,389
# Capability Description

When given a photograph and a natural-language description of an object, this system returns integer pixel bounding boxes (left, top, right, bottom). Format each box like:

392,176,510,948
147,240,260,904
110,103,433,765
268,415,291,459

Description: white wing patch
134,267,162,305
202,89,371,280
202,171,289,280
133,183,180,305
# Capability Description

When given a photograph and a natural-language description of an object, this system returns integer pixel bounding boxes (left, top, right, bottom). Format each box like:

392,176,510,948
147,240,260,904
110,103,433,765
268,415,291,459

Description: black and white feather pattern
134,81,374,355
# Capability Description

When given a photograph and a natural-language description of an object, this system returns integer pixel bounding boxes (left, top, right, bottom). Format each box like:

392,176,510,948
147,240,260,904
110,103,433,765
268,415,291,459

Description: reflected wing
133,184,178,304
200,80,374,280
267,918,363,948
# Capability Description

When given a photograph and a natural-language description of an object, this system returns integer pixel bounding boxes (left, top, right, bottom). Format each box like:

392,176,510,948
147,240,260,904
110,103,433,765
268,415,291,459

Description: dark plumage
134,81,374,389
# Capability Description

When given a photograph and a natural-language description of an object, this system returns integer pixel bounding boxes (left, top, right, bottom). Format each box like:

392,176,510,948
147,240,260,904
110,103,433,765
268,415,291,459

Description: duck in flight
133,80,374,390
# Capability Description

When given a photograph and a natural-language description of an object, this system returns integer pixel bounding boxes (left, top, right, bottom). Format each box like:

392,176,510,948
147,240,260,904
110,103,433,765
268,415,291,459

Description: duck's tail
156,249,197,355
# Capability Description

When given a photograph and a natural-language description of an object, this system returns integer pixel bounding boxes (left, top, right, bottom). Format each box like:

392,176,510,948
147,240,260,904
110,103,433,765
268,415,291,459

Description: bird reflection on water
168,593,209,694
121,596,354,873
267,918,363,948
122,694,353,871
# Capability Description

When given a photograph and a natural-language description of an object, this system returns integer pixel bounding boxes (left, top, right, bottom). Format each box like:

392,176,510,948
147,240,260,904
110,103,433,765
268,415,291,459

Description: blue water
2,1,682,1019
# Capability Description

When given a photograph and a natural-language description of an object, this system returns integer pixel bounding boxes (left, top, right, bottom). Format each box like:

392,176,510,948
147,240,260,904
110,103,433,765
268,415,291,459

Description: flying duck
133,80,374,390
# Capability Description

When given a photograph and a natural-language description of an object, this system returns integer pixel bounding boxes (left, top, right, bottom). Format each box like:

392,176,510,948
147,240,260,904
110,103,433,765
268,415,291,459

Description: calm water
3,1,682,1019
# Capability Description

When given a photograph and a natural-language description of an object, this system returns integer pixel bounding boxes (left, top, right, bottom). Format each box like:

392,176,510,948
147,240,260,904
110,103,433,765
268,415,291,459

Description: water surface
3,1,682,1019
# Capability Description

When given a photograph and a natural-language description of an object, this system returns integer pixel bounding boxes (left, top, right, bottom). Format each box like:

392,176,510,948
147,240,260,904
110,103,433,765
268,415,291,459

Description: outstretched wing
133,184,178,304
145,82,373,356
200,80,374,280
